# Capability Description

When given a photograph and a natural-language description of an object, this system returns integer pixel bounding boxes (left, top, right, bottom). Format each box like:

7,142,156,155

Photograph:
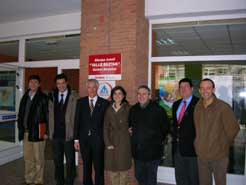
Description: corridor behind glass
152,63,246,175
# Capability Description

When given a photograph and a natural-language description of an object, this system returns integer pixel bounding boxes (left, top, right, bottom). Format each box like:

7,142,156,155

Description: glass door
0,69,21,165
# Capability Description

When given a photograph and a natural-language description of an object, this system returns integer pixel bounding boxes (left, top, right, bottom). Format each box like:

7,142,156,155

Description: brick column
79,0,148,184
80,0,148,104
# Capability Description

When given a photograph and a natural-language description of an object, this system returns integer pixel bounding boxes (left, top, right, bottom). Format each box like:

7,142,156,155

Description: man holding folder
18,75,48,185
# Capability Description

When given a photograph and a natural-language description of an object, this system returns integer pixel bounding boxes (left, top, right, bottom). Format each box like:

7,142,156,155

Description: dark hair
200,78,215,88
110,86,128,104
138,85,151,94
55,73,68,82
28,75,41,83
179,78,193,87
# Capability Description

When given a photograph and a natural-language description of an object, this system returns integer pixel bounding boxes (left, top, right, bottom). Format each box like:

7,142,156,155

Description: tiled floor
0,158,173,185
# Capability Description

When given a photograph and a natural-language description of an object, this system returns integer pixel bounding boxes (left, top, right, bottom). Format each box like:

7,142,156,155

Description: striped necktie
89,99,94,115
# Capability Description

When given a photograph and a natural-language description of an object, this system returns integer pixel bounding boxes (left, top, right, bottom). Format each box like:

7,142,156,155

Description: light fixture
239,92,246,97
156,38,176,46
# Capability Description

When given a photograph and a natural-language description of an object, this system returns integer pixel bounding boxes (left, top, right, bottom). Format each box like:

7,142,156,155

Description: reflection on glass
0,121,15,143
0,40,19,62
0,71,16,111
26,34,80,61
0,70,17,150
204,64,246,175
153,63,246,175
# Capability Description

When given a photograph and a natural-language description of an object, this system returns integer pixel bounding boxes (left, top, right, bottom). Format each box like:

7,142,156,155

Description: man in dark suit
172,78,199,185
74,79,109,185
48,73,79,185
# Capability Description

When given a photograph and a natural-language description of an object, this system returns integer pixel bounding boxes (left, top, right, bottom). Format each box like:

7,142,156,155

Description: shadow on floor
0,158,173,185
0,158,80,185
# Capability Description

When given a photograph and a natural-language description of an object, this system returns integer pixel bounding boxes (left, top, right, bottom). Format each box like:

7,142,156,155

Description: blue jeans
134,159,160,185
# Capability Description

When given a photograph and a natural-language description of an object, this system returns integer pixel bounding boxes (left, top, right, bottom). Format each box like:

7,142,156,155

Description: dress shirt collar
28,91,36,100
59,89,68,101
182,95,193,106
88,96,98,106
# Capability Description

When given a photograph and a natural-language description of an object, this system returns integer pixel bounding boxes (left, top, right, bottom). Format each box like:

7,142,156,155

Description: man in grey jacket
48,73,79,185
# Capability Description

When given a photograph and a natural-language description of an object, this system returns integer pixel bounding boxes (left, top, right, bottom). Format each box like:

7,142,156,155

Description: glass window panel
153,63,245,175
203,64,246,174
0,120,16,143
0,71,16,111
0,40,19,62
25,34,80,61
0,70,17,147
152,23,246,57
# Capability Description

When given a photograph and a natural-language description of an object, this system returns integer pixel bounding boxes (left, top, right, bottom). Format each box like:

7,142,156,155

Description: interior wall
63,69,79,92
0,12,81,40
25,67,57,93
0,55,17,62
145,0,246,18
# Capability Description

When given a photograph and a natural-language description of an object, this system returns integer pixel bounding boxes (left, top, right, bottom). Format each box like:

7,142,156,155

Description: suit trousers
109,170,130,185
80,138,104,185
134,159,160,185
198,157,229,185
52,139,76,185
23,133,46,184
174,147,199,185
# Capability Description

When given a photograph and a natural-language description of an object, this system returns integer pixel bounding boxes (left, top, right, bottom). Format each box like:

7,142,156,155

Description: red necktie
178,101,186,124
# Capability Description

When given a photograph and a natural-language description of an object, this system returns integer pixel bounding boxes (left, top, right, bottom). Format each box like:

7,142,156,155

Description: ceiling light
172,50,189,55
156,38,176,46
239,92,246,97
45,40,58,45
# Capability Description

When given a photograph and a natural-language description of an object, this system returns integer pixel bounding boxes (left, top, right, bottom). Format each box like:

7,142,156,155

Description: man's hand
43,134,48,139
74,141,80,151
128,127,133,136
107,145,114,150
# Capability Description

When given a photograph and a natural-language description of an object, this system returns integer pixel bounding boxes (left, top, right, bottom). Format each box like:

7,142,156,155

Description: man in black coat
172,78,199,185
18,75,48,185
74,79,109,185
129,85,169,185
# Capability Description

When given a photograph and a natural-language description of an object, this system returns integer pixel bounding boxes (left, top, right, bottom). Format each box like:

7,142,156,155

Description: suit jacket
48,88,79,141
74,96,109,148
172,96,199,157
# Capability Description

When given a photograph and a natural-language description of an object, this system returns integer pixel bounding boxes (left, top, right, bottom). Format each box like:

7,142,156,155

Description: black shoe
22,182,32,185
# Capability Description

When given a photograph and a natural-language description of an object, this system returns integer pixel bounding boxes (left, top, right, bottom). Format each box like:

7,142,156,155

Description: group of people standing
172,78,239,185
17,73,239,185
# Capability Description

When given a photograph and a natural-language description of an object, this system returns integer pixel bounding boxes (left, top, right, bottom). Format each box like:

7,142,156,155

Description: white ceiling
0,1,245,60
154,22,246,56
0,0,81,23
